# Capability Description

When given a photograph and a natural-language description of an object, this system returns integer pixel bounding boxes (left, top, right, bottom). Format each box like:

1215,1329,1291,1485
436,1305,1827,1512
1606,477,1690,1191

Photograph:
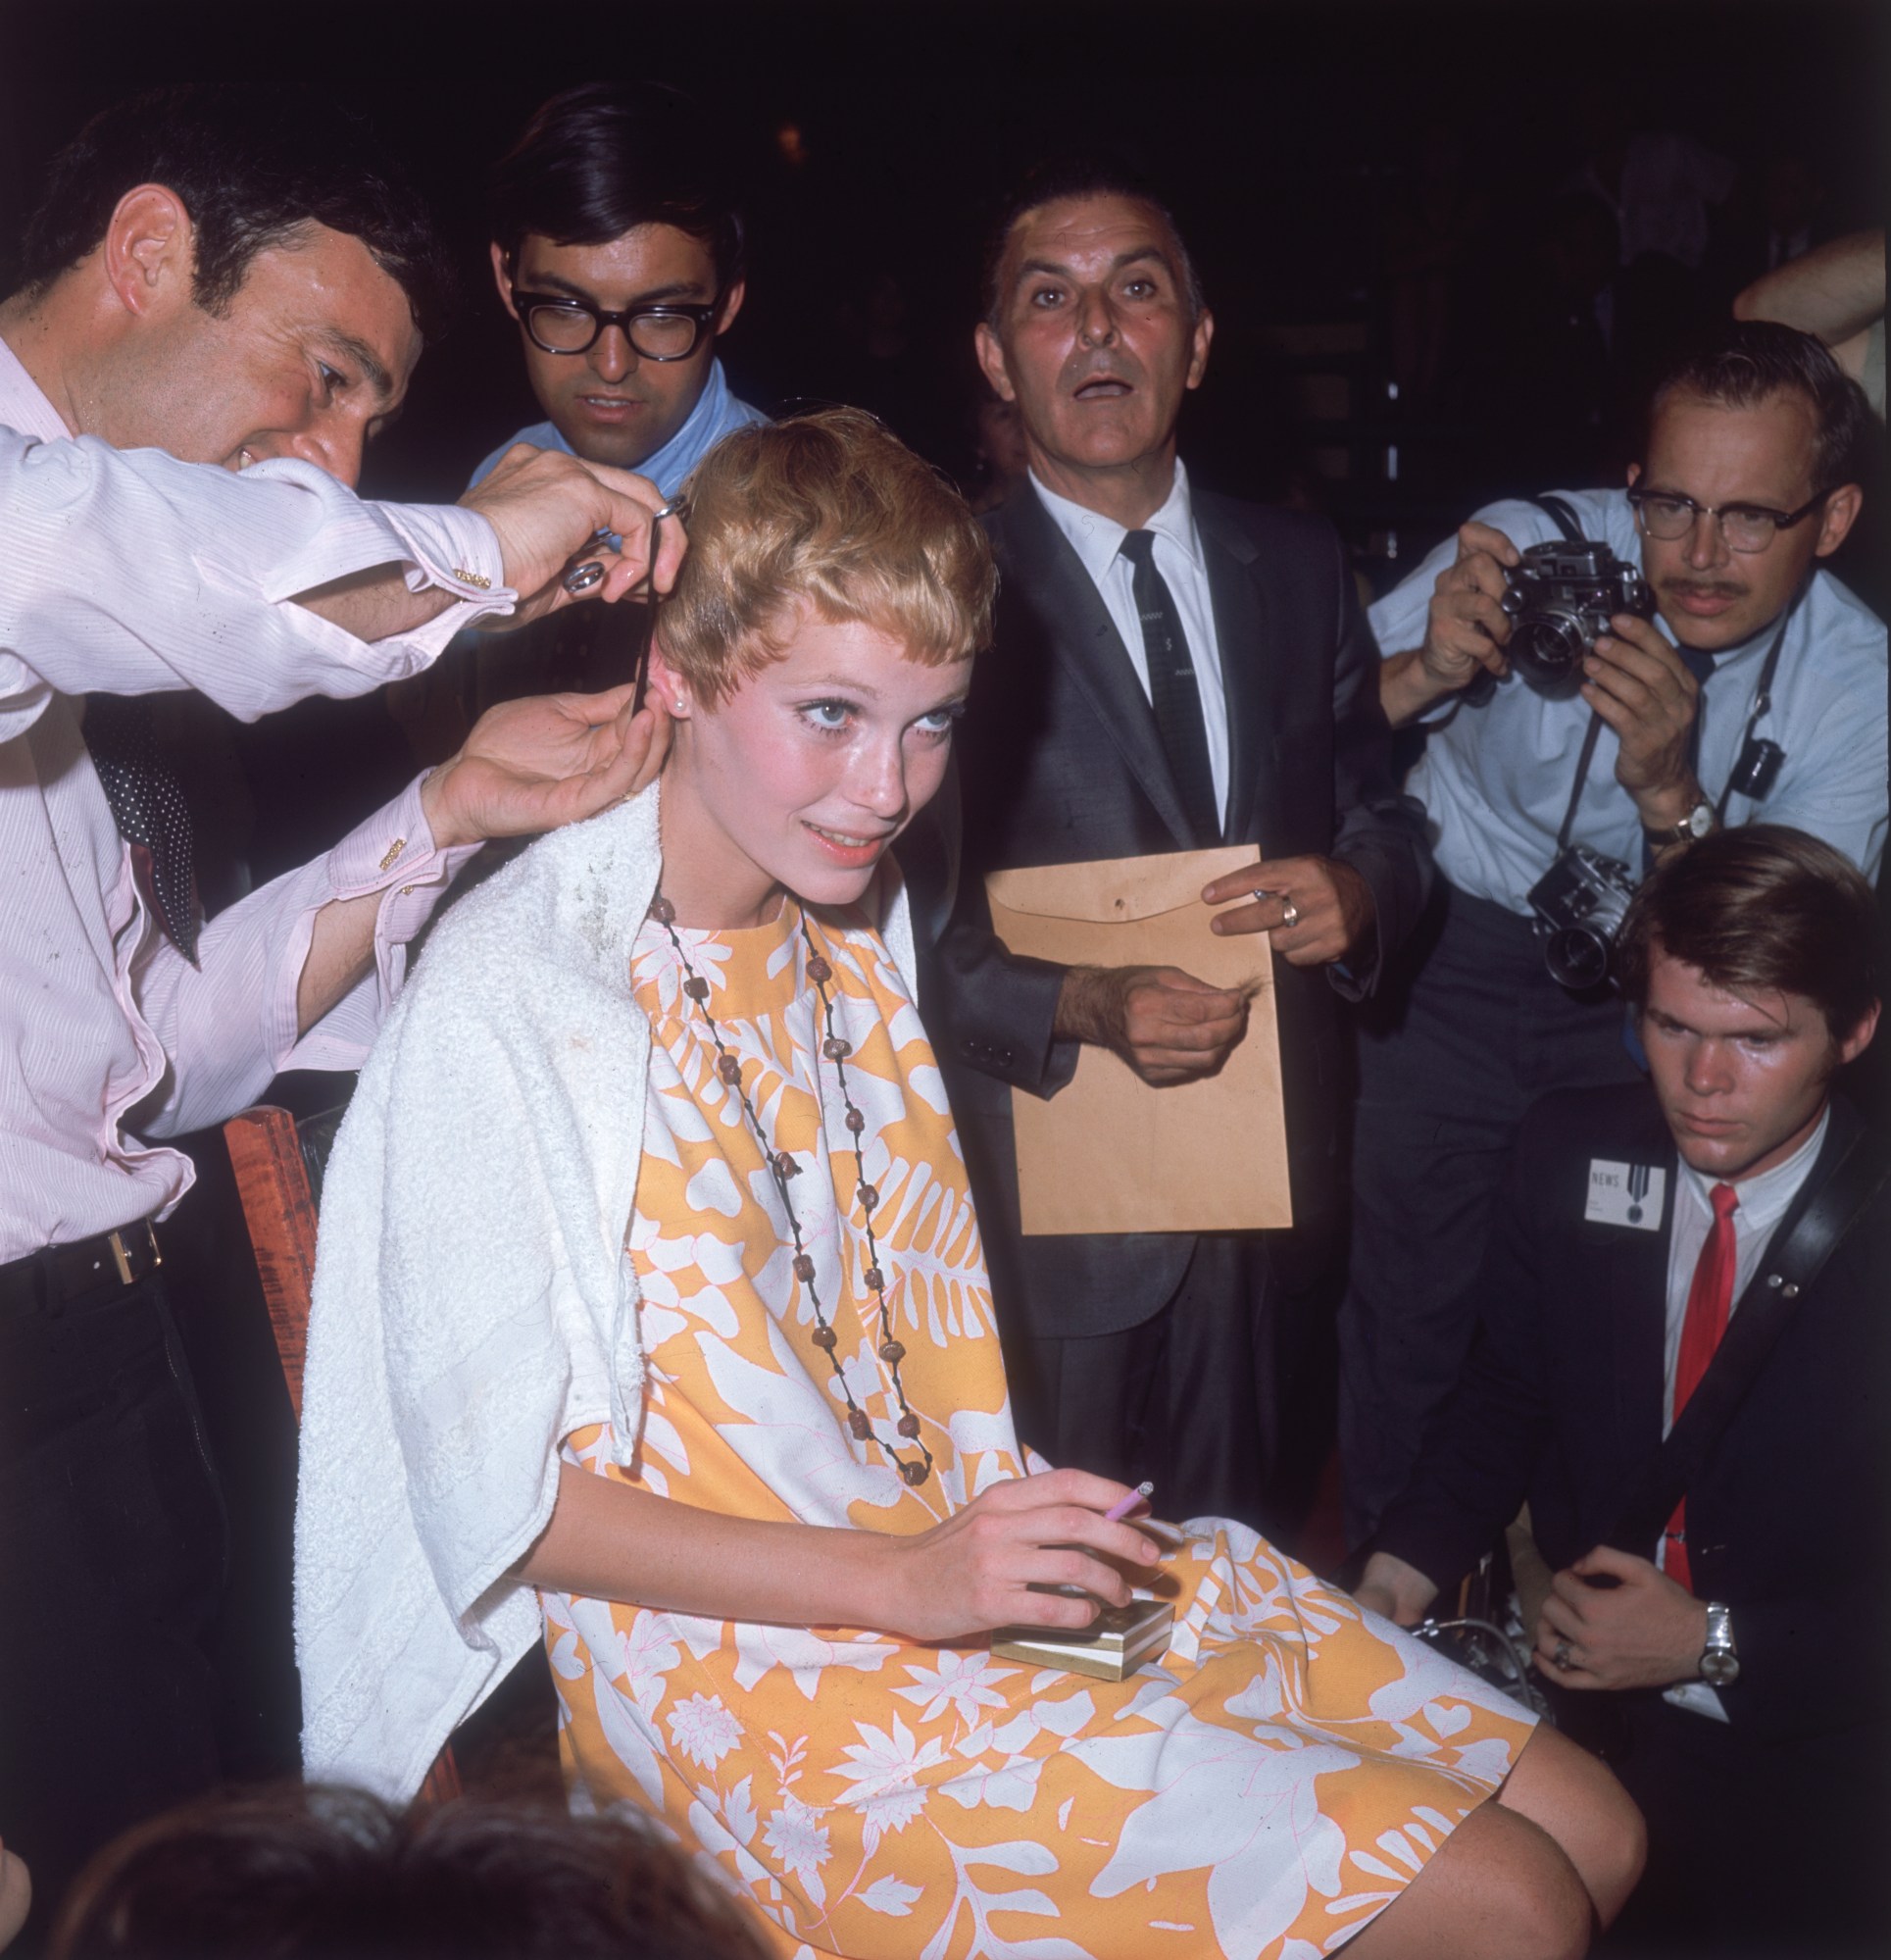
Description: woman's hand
880,1468,1165,1643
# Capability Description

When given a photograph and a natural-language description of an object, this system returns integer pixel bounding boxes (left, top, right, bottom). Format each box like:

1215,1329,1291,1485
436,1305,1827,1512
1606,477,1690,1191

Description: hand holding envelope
985,844,1293,1237
1057,958,1253,1087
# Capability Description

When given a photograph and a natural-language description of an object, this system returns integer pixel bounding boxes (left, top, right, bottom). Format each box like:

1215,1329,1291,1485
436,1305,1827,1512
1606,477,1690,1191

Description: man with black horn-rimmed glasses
451,81,767,721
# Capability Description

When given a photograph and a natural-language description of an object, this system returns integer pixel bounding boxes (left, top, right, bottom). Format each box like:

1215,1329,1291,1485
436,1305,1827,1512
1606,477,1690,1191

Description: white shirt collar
1027,461,1204,586
1679,1103,1831,1233
0,333,73,442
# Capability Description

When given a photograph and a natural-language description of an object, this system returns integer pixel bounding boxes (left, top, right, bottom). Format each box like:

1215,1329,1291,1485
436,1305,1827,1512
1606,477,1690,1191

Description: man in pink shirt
0,85,683,1928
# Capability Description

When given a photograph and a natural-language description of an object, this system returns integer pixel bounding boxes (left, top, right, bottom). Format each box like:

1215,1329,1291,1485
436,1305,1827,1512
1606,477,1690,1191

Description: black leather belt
0,1219,163,1313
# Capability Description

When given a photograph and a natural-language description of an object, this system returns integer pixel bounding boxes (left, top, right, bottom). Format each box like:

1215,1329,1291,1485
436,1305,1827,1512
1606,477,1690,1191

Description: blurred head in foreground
50,1786,770,1960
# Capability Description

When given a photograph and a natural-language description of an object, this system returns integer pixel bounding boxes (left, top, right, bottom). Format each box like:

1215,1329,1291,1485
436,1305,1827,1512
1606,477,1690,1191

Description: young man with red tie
1356,825,1887,1954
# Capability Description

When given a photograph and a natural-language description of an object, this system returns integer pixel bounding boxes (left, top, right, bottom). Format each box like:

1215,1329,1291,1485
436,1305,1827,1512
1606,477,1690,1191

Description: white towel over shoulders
293,782,916,1800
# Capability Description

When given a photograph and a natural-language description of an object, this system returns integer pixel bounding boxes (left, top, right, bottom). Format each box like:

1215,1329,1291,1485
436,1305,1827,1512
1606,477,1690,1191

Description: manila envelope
986,845,1292,1236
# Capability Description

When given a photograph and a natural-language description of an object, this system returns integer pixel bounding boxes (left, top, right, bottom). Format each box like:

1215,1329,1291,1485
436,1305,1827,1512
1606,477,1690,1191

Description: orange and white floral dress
546,897,1535,1960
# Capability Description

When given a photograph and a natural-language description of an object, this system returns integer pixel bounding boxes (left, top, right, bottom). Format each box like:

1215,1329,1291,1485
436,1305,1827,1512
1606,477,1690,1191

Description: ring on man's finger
1250,886,1300,930
1552,1637,1573,1672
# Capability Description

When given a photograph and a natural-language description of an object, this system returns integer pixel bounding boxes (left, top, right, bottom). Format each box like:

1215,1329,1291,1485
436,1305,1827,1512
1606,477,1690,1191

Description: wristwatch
1700,1601,1741,1686
1644,797,1716,847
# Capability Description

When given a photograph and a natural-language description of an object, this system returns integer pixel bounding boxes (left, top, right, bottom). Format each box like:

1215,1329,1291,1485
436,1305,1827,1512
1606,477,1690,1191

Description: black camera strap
1710,579,1801,823
1604,1122,1891,1563
1555,712,1607,856
1530,493,1584,542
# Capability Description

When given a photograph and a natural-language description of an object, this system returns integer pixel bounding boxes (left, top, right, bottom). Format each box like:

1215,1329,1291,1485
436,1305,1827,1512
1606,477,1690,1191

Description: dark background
2,0,1884,1785
4,0,1884,530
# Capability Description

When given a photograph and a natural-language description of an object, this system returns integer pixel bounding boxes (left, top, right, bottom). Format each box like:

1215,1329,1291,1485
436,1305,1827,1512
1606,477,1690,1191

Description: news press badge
1585,1159,1667,1231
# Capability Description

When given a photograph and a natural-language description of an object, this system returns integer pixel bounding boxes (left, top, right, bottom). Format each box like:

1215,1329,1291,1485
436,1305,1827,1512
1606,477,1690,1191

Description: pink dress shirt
1,337,514,1261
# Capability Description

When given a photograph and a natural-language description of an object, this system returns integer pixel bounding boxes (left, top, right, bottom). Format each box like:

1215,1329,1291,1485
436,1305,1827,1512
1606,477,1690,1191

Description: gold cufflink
378,837,407,871
452,567,492,590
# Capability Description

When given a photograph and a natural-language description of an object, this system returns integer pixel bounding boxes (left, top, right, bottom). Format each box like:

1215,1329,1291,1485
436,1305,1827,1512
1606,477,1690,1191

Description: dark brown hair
487,81,745,292
1617,825,1882,1044
14,86,453,338
979,155,1204,328
51,1786,770,1960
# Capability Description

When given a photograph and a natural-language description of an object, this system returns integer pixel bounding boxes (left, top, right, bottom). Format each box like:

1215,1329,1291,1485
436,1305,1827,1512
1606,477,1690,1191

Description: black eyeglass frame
509,287,723,361
1625,485,1831,552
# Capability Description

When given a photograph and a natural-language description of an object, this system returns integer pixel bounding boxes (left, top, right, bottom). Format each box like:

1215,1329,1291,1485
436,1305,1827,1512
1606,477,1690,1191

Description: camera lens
1545,926,1612,992
1511,617,1585,691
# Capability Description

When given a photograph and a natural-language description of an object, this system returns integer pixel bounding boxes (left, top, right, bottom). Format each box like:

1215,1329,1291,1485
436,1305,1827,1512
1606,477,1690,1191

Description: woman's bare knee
1497,1723,1646,1925
1339,1800,1592,1960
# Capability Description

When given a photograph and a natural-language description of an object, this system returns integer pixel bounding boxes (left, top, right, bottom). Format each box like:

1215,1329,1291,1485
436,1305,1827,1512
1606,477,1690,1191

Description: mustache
1659,577,1747,601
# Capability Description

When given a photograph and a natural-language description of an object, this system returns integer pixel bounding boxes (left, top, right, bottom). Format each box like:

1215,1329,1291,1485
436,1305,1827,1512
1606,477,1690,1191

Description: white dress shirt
1028,465,1231,824
1662,1107,1829,1423
1,336,513,1261
1657,1106,1829,1722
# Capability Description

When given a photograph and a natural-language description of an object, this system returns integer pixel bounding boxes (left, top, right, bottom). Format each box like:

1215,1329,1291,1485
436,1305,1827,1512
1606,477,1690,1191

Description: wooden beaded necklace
648,894,934,1488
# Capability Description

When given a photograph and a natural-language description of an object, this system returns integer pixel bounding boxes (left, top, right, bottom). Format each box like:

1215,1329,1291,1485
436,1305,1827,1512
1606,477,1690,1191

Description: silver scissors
559,495,689,715
560,492,689,595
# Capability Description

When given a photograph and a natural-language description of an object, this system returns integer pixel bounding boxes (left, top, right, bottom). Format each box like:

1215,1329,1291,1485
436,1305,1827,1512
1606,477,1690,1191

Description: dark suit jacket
928,482,1429,1341
1378,1082,1891,1751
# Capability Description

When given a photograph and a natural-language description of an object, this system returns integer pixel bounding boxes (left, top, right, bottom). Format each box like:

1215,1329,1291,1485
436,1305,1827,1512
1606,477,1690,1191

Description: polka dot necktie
84,694,202,966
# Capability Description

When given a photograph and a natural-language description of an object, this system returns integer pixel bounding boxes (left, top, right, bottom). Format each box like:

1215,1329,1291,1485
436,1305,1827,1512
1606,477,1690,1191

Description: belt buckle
106,1222,159,1285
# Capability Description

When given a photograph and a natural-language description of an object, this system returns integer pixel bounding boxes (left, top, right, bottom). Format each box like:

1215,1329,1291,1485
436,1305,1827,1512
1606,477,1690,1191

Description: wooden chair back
223,1103,464,1806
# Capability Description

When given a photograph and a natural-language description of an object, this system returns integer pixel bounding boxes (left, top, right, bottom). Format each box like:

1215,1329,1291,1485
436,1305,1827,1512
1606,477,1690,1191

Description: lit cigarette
1104,1481,1155,1523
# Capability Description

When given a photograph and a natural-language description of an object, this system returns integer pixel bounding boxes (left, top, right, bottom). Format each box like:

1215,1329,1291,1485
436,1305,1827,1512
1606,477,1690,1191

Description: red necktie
1664,1181,1740,1592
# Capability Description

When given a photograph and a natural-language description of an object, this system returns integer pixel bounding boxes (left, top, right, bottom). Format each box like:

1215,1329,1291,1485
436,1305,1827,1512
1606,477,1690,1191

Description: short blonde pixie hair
659,408,996,703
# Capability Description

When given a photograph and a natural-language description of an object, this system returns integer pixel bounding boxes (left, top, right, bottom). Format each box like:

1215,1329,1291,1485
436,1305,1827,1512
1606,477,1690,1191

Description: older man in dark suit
1358,827,1889,1954
927,161,1429,1530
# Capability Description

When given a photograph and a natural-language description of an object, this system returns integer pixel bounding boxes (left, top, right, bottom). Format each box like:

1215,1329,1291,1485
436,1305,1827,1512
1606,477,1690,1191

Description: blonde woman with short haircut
297,410,1642,1960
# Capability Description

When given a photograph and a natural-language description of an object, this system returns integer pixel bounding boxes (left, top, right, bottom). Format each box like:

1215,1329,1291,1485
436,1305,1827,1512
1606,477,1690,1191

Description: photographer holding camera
1341,321,1884,1543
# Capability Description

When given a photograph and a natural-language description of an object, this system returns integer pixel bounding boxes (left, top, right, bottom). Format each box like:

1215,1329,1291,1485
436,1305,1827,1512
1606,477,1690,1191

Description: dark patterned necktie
1120,529,1220,846
1674,641,1716,773
84,694,202,965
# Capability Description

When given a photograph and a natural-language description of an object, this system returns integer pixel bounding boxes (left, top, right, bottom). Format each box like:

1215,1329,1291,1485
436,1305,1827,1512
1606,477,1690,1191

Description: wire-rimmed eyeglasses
1626,486,1829,554
511,288,722,362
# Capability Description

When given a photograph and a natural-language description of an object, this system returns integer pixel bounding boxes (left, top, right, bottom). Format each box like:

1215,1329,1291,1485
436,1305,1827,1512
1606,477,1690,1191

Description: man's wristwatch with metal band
1644,796,1717,848
1700,1601,1740,1686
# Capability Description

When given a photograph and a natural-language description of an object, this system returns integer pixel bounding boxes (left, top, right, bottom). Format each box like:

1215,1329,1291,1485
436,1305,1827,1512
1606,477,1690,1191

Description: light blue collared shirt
468,357,767,500
1368,486,1887,910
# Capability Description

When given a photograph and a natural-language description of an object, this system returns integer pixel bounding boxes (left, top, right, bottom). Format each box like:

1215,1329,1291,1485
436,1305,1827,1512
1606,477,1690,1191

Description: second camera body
1527,842,1639,992
1500,540,1656,693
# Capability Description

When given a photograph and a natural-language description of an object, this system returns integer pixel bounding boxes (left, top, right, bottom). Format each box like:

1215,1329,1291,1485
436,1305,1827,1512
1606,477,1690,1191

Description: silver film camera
1527,842,1638,992
1501,540,1656,693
